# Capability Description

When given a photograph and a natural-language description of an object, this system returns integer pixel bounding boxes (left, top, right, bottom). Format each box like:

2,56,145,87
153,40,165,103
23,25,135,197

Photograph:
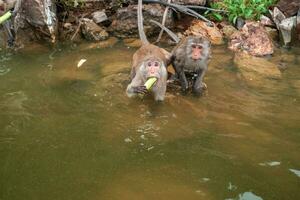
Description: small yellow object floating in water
144,77,157,90
77,59,87,68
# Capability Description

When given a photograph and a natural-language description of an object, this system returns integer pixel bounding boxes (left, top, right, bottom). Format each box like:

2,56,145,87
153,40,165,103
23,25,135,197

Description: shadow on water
0,42,299,200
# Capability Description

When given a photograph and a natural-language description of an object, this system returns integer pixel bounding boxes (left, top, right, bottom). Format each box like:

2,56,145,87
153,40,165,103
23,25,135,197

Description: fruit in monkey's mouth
144,77,158,90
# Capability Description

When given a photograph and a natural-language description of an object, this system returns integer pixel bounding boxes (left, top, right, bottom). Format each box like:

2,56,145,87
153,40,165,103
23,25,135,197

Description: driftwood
143,0,227,42
156,0,171,43
150,19,180,43
143,0,214,24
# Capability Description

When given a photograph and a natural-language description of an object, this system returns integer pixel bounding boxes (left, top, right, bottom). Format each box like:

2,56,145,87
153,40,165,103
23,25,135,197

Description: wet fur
126,0,171,101
172,36,211,95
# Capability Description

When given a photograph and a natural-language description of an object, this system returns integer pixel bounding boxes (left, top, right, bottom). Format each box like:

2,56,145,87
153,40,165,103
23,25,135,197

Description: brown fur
126,0,171,101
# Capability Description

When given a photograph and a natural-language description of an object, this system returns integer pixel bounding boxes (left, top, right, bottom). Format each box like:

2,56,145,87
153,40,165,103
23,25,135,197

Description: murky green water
0,42,299,200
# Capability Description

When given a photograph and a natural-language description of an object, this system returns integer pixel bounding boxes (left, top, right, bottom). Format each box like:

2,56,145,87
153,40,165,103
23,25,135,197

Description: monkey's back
132,44,171,71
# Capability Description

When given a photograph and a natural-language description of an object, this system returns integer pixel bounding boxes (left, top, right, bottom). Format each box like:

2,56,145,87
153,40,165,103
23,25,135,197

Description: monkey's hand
132,86,148,95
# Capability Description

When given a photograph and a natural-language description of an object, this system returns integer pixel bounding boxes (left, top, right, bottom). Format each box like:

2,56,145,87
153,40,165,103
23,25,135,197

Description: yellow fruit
144,77,157,90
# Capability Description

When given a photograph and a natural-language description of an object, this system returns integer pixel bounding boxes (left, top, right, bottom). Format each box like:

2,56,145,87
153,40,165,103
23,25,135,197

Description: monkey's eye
154,62,159,67
147,62,151,67
198,45,203,49
191,44,196,48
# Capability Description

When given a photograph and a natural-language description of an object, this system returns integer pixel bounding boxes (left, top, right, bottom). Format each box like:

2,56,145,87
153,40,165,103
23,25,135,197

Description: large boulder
185,20,224,45
229,21,274,56
14,0,57,43
109,4,173,38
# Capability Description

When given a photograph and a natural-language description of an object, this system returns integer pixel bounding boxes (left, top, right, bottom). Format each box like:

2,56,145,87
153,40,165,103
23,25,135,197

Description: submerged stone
79,37,118,50
123,38,142,48
237,192,263,200
234,53,281,87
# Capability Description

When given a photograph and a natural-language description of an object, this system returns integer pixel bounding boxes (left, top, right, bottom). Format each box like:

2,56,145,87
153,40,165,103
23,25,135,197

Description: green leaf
233,16,238,24
212,13,223,21
244,9,253,18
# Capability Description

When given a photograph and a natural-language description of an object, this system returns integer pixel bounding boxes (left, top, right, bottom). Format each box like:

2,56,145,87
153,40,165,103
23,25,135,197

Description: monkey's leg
192,68,207,96
178,71,189,94
173,64,188,94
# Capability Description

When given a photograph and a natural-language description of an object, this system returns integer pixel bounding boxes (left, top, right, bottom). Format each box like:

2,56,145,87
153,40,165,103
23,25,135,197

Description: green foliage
209,0,277,24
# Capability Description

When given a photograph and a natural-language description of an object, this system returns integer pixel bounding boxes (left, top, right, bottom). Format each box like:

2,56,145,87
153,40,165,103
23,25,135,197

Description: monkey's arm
126,73,148,98
173,64,188,93
192,67,207,95
172,55,188,93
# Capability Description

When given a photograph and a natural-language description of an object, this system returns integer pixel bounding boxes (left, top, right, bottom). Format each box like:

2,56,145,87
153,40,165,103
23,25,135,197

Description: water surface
0,42,299,200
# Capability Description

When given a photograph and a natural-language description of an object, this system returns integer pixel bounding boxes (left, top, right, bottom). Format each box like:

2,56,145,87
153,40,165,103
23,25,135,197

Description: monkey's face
191,43,203,60
142,59,163,79
187,37,210,61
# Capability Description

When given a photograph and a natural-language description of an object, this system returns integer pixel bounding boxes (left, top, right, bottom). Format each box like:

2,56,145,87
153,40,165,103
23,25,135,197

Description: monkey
126,0,171,101
147,19,211,96
172,36,211,96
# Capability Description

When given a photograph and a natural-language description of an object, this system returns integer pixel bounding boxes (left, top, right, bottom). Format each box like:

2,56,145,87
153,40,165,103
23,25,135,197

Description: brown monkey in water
172,36,211,96
126,0,171,101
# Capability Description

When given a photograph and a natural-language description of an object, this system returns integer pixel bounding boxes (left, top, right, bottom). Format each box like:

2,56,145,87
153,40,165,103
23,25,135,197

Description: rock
81,18,109,41
235,17,245,30
265,27,278,41
123,38,142,48
271,7,298,45
272,7,286,30
92,10,108,24
79,37,119,50
229,21,274,56
260,15,275,27
185,20,224,45
172,0,206,5
278,16,297,45
276,0,300,17
58,22,82,42
14,0,57,43
110,4,173,38
234,53,281,87
218,22,237,38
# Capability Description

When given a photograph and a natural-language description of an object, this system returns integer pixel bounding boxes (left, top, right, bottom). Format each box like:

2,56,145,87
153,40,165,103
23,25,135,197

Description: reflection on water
0,42,299,200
